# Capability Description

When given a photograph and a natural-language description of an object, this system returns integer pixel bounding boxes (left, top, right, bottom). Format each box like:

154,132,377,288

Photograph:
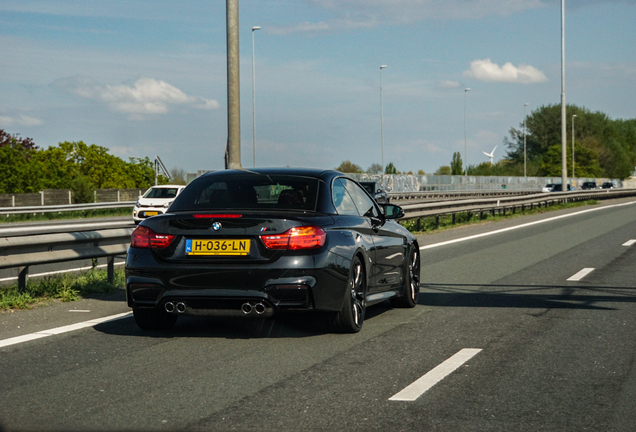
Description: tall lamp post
524,103,529,177
251,26,261,168
560,0,567,190
380,65,387,173
464,88,471,178
225,0,241,169
572,114,577,179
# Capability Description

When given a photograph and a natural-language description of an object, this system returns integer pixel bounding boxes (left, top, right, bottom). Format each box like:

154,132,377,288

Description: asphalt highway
1,199,636,431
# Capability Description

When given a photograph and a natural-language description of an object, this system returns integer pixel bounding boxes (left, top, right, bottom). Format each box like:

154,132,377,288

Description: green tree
335,160,363,173
540,143,603,177
126,157,156,188
384,162,397,174
504,104,636,179
450,152,463,175
70,174,96,203
0,131,44,193
434,166,451,175
0,143,41,193
33,146,74,190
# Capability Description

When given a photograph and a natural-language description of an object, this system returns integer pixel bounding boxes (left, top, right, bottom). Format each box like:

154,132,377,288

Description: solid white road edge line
567,268,595,281
0,312,132,349
389,348,482,401
420,201,636,251
622,239,636,246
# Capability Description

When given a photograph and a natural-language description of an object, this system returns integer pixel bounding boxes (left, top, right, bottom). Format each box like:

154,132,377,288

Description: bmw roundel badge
212,222,222,231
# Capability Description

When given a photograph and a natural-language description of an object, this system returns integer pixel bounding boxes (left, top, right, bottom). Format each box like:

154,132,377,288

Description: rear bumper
125,248,350,314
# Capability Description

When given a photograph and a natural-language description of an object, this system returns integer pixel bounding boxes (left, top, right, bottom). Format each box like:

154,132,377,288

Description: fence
0,189,147,207
347,174,621,193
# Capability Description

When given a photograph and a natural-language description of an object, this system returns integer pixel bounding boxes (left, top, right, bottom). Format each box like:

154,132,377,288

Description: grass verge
400,199,600,234
0,207,132,224
0,268,125,311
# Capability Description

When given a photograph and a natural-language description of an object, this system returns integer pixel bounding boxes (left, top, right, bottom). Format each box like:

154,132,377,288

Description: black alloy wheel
391,245,420,308
331,256,366,333
133,307,178,330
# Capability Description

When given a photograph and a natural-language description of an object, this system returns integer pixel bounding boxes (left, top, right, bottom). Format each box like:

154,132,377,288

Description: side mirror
384,204,404,219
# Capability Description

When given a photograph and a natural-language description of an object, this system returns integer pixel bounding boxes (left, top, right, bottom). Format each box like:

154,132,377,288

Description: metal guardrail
0,228,133,291
388,189,535,202
0,201,135,216
399,189,636,227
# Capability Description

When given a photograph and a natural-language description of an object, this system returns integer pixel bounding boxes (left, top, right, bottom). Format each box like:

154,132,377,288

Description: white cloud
463,59,548,84
54,77,220,118
0,115,44,127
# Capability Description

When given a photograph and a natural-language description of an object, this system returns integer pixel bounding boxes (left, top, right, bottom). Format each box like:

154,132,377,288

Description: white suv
133,185,185,224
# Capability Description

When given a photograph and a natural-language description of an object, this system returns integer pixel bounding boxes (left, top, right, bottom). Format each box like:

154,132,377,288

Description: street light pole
464,88,471,178
380,65,387,173
560,0,567,189
251,26,261,168
572,114,577,179
225,0,241,169
524,103,529,177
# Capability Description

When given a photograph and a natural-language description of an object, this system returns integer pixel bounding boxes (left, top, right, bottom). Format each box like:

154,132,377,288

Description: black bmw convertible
125,168,420,333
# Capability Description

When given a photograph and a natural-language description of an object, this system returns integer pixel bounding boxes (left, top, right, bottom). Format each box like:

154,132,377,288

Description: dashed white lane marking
567,268,595,281
622,240,636,246
420,201,636,251
389,348,482,401
0,312,132,349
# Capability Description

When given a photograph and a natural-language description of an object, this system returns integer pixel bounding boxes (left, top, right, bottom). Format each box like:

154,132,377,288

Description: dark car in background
550,184,575,192
581,181,598,190
601,182,615,189
126,168,419,334
359,181,390,205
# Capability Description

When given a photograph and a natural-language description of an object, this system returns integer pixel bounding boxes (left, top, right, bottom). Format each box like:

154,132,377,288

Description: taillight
261,226,326,250
131,226,175,249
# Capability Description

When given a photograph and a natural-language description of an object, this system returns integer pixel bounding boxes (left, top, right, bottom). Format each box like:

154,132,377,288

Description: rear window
144,187,180,199
170,174,319,211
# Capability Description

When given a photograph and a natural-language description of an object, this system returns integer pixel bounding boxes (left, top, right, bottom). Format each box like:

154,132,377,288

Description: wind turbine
482,146,497,165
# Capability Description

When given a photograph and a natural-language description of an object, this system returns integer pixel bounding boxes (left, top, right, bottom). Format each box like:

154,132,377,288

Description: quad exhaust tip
242,302,267,315
165,301,187,314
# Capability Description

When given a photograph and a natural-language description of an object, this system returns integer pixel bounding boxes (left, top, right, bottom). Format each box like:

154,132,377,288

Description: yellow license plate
144,211,159,216
186,239,250,256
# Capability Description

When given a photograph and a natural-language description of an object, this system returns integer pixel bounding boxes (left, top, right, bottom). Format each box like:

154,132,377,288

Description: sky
1,0,635,175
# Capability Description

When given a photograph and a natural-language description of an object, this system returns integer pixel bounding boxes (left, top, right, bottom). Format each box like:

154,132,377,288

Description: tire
133,307,177,330
330,256,366,333
391,245,420,308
